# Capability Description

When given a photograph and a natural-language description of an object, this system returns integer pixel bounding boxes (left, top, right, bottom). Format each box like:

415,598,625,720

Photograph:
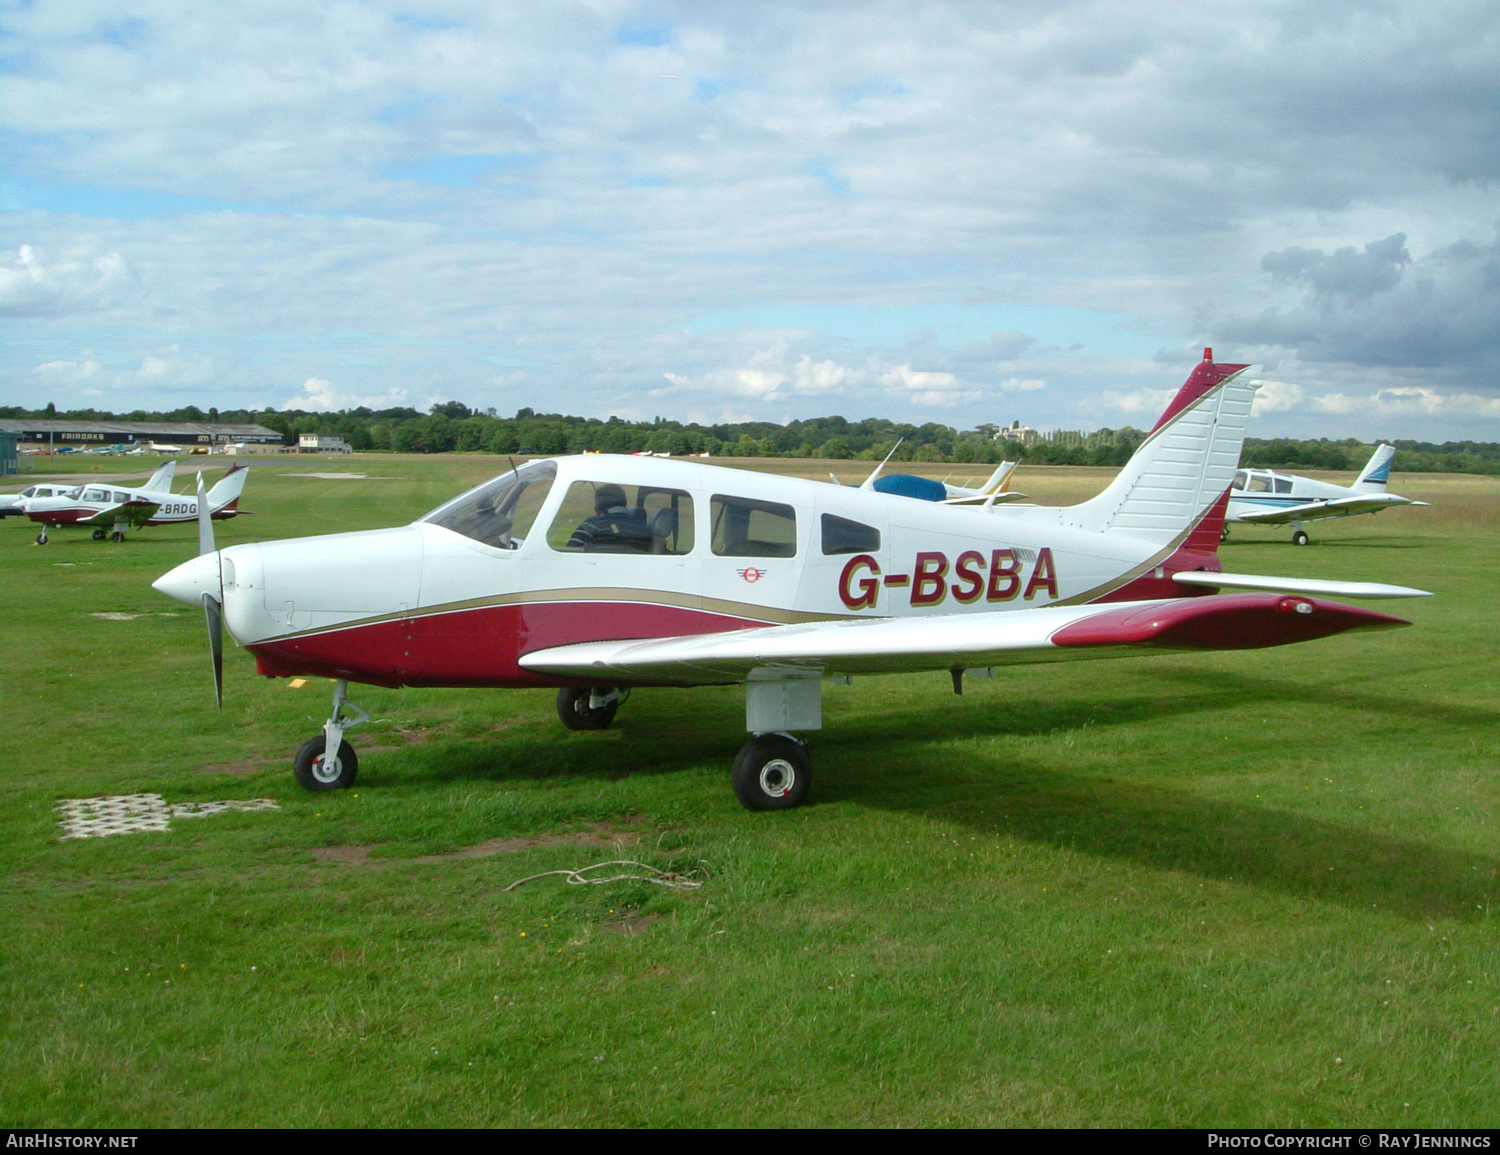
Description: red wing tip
1052,594,1409,651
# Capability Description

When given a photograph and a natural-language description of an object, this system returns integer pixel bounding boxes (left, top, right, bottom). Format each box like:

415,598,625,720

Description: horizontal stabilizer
1173,571,1431,599
519,594,1407,686
943,490,1030,506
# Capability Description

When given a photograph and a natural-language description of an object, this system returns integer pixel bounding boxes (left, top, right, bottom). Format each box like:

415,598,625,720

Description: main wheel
731,734,812,811
1219,525,1230,543
293,734,359,791
556,687,619,731
110,531,125,543
92,528,106,541
1292,530,1309,546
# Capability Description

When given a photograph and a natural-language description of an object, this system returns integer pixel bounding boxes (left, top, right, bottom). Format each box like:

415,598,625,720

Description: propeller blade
196,471,215,557
196,470,224,707
203,592,224,708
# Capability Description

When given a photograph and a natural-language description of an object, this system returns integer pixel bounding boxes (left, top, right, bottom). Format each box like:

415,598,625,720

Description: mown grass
1,456,1497,1126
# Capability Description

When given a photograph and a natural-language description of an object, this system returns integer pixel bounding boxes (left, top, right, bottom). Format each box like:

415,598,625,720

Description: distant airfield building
297,434,353,454
0,433,15,475
0,419,283,452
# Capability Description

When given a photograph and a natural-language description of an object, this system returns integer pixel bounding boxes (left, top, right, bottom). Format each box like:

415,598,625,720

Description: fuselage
25,481,238,528
154,454,1224,690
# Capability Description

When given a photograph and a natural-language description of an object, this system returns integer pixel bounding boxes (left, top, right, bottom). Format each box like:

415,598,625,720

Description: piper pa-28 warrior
152,351,1429,810
26,463,247,544
1226,443,1427,545
0,462,177,520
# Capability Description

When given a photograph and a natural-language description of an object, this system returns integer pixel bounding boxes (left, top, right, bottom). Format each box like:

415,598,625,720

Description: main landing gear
1292,529,1310,547
293,679,368,792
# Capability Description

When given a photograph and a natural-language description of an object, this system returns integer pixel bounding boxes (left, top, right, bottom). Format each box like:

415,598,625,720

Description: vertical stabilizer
1062,349,1257,543
206,464,249,514
143,461,177,493
1353,443,1395,492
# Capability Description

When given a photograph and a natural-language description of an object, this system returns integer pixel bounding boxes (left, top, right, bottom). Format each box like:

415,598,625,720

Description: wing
79,500,160,527
942,491,1030,506
1235,493,1427,525
518,594,1409,686
1173,571,1431,599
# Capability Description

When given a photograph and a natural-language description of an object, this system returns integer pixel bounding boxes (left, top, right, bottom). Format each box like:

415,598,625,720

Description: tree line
4,400,1496,475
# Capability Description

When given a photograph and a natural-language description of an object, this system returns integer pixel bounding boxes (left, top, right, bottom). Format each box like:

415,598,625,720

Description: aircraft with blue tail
1225,443,1427,545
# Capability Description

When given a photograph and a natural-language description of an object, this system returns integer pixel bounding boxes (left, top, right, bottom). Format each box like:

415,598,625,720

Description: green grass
1,458,1498,1126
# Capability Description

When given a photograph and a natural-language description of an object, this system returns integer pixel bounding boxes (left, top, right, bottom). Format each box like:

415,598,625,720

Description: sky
1,1,1497,440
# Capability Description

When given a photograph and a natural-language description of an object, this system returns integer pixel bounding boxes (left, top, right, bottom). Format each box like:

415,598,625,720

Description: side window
83,488,109,502
1273,477,1292,494
1247,474,1271,493
1231,471,1247,492
711,495,797,558
821,513,880,555
547,482,695,555
113,492,131,502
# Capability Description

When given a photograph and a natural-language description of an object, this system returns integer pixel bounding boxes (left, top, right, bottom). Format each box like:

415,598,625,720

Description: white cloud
1251,379,1305,416
286,377,410,412
0,244,126,318
1314,387,1500,419
999,377,1046,393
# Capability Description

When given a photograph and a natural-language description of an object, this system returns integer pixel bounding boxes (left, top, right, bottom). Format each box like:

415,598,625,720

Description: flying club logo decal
737,567,765,583
838,548,1057,610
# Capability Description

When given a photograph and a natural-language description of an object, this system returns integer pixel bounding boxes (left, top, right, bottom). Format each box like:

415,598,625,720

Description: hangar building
0,419,283,451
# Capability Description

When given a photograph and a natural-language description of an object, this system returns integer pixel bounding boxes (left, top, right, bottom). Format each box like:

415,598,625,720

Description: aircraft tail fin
975,460,1017,496
143,460,176,493
206,464,249,513
1062,349,1257,547
1353,443,1396,492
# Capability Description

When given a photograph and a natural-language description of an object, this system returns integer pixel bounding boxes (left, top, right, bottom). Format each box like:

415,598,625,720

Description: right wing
1173,571,1431,599
519,594,1409,686
1236,493,1427,525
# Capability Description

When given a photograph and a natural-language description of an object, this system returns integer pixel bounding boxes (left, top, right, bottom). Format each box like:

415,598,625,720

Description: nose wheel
293,679,369,791
34,528,48,545
556,686,627,731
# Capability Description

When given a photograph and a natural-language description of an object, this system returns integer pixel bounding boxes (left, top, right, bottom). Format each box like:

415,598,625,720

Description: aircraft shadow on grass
367,672,1497,924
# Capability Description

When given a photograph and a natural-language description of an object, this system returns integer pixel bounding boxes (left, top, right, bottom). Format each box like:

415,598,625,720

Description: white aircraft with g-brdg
153,350,1429,811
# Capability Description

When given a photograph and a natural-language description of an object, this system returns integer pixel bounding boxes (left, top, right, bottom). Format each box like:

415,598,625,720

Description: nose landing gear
293,679,369,791
556,686,627,730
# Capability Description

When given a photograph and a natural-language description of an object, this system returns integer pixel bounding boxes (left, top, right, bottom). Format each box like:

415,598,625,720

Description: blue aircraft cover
872,474,948,502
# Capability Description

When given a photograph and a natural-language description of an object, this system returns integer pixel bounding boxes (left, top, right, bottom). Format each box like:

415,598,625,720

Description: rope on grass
504,859,703,892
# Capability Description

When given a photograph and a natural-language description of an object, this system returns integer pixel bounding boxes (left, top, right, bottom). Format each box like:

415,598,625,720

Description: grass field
2,456,1498,1127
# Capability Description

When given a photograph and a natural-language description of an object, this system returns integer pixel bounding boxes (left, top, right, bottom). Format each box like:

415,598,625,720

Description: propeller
197,471,224,708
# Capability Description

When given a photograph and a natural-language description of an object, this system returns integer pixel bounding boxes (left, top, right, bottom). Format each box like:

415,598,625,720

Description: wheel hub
312,752,342,784
759,758,796,798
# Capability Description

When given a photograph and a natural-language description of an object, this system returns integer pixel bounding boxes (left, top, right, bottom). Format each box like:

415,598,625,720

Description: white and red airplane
152,351,1428,809
25,463,247,544
1226,443,1427,545
1,462,176,520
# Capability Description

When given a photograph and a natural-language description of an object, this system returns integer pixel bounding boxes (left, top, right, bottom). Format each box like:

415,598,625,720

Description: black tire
110,531,125,543
1292,530,1309,547
92,529,106,541
35,532,46,545
556,687,619,731
1219,525,1230,543
731,734,812,811
293,734,359,791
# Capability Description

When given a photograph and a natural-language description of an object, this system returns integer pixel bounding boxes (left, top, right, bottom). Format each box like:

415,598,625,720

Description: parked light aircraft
25,463,246,544
152,352,1428,810
1,463,175,521
863,459,1027,505
1226,443,1427,545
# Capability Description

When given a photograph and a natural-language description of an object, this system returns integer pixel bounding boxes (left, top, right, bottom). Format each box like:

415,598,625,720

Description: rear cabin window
1273,477,1292,494
821,513,881,555
711,496,797,558
547,482,695,555
421,460,557,550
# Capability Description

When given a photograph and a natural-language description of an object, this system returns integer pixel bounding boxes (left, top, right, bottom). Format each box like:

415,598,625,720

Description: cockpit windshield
420,461,557,550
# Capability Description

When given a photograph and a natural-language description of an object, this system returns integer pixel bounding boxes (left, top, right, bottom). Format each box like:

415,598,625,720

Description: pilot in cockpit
567,483,653,552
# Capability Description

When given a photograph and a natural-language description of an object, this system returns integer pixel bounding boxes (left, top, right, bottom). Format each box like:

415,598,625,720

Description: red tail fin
1150,348,1250,436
